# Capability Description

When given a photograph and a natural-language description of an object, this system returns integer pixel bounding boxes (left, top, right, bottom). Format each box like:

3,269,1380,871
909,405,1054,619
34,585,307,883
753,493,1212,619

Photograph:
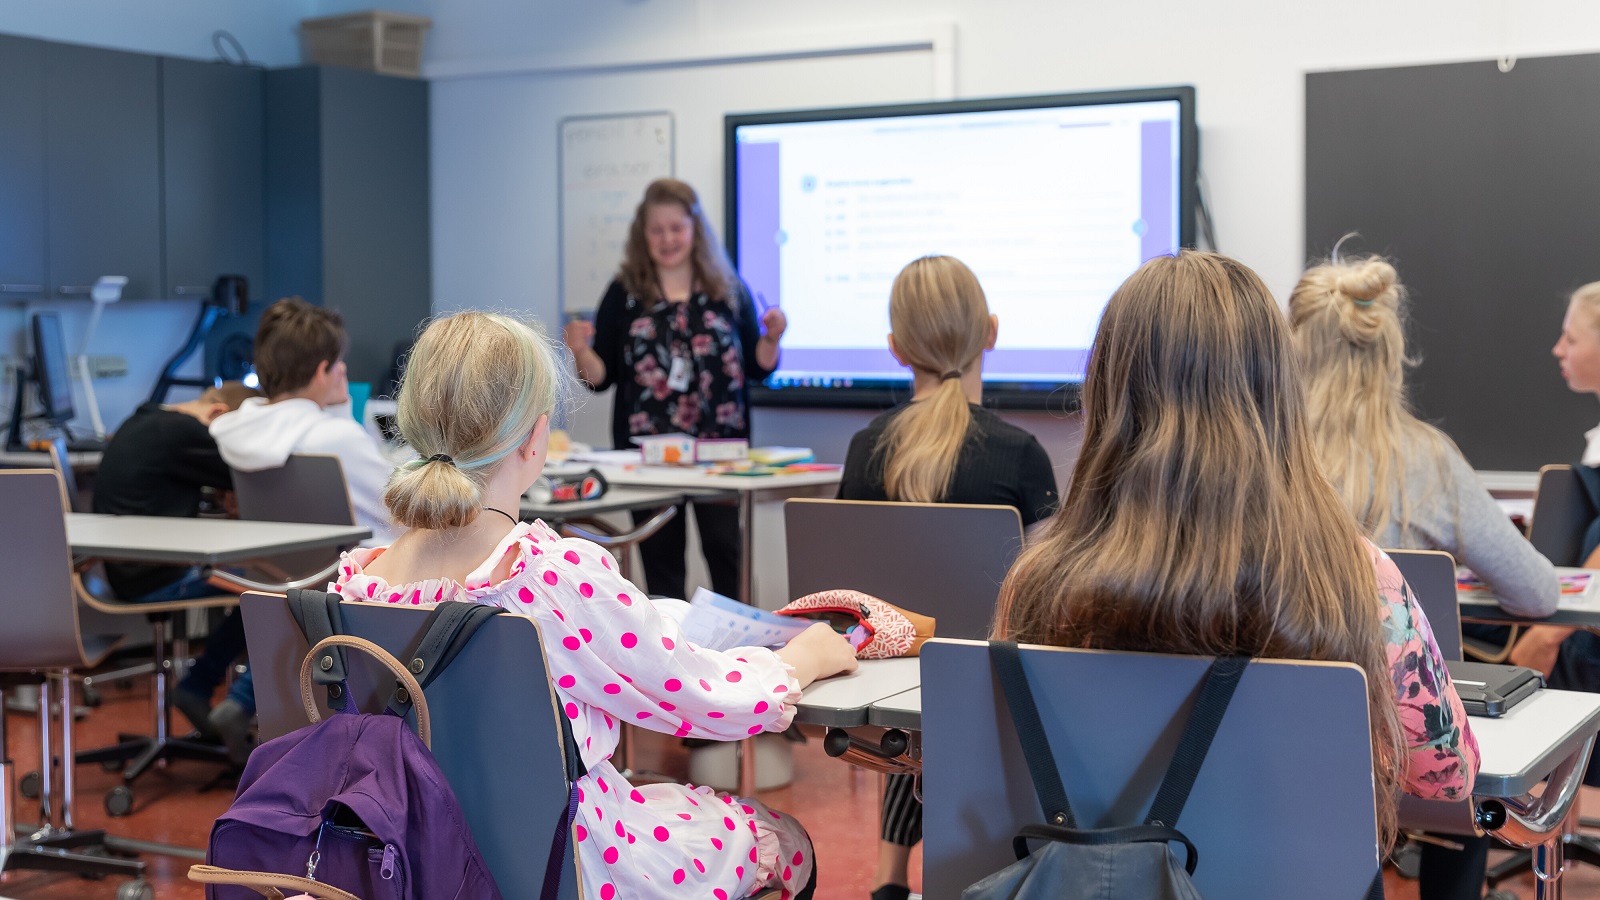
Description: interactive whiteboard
559,112,674,315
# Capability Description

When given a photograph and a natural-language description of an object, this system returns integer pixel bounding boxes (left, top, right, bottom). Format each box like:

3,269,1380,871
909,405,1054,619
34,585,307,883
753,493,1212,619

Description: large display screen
726,87,1196,408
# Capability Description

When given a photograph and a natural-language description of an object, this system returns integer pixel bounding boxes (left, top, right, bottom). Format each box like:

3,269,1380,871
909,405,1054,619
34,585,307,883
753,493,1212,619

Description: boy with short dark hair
210,297,398,544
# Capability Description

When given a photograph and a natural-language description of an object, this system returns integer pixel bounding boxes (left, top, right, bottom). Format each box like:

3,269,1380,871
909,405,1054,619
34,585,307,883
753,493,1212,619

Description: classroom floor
1,674,1597,899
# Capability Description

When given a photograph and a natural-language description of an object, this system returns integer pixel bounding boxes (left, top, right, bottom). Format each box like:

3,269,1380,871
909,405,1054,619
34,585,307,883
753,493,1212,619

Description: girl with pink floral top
334,311,856,900
996,251,1477,850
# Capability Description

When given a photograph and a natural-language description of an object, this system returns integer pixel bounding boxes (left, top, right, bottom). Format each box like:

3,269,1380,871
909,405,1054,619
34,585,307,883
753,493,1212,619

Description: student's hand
1510,625,1576,678
775,621,858,689
761,307,787,343
564,318,595,352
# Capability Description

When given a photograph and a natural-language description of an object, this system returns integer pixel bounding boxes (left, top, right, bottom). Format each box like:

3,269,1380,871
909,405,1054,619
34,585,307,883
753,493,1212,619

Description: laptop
1445,660,1543,718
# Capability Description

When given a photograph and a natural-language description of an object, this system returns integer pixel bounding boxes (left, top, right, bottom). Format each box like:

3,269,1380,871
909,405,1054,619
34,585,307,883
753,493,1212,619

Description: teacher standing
565,178,786,601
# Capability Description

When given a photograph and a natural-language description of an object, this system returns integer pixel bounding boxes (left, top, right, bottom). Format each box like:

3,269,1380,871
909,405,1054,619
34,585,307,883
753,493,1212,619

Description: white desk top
67,514,371,565
1468,688,1600,797
1476,470,1539,496
869,687,922,730
520,485,701,521
818,661,1600,800
793,657,922,727
595,464,842,494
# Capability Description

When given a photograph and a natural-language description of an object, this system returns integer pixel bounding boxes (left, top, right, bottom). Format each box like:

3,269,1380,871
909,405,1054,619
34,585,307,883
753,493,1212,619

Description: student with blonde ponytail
997,251,1477,857
838,255,1056,900
337,311,854,900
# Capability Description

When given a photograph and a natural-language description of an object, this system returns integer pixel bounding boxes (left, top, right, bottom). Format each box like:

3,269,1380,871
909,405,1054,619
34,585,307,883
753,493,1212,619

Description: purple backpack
193,599,507,900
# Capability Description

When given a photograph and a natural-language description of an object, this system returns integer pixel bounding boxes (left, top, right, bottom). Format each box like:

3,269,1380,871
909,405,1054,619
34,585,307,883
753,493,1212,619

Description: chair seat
80,633,126,669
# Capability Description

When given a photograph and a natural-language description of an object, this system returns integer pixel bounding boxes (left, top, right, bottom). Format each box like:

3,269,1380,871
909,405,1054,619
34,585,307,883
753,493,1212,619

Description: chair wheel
117,878,155,900
19,770,41,799
82,684,103,707
101,758,124,772
104,785,134,817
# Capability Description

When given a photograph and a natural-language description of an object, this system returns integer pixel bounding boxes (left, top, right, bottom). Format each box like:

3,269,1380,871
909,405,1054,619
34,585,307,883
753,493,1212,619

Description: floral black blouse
587,279,773,450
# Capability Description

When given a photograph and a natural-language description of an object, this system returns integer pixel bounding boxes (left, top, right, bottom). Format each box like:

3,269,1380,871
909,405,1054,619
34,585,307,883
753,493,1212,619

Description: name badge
667,355,692,392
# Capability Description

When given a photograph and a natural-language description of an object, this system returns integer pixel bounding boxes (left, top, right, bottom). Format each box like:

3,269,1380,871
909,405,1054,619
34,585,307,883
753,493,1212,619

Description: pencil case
775,590,935,659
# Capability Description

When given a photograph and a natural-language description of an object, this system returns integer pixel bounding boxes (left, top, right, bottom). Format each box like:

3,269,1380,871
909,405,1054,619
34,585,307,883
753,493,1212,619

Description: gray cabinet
267,66,430,386
45,42,162,299
0,35,47,299
162,58,265,300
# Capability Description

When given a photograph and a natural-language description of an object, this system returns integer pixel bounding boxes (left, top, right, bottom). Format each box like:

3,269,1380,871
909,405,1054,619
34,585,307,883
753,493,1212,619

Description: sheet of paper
677,587,811,651
1458,566,1600,612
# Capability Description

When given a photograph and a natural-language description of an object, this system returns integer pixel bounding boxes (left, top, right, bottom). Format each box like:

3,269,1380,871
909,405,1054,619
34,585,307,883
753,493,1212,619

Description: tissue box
695,439,749,462
638,433,696,465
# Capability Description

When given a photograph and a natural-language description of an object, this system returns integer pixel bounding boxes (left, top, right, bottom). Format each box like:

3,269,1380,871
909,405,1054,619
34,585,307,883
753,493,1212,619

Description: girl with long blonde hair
838,255,1057,900
996,251,1477,851
1289,254,1556,618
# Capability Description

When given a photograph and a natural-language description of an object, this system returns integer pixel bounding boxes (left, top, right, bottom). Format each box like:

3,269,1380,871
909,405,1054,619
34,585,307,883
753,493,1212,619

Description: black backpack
964,642,1382,900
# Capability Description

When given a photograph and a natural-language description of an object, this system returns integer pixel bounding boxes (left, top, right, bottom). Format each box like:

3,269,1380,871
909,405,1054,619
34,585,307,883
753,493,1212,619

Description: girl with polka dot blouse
333,311,857,900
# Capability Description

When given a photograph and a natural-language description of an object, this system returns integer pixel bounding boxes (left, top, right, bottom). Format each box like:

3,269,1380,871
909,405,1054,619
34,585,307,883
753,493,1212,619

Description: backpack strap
1144,655,1250,828
989,641,1075,828
540,670,589,900
287,589,349,710
386,601,500,718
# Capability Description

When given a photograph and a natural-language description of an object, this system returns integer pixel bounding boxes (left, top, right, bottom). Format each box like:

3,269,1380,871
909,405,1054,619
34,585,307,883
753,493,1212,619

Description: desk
585,459,843,606
519,485,707,522
0,450,102,470
1460,567,1600,630
792,658,922,728
66,514,370,565
1479,470,1540,499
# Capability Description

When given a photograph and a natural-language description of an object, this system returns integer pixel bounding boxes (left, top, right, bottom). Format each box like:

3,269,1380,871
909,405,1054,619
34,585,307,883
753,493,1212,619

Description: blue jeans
135,567,220,604
224,665,255,717
134,568,254,713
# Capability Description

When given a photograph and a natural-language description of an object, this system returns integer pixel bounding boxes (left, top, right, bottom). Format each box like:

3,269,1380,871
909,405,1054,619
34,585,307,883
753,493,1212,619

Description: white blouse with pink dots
334,519,814,900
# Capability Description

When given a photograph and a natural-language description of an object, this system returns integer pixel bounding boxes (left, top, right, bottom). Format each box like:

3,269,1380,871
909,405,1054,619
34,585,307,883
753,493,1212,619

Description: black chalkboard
1305,53,1600,471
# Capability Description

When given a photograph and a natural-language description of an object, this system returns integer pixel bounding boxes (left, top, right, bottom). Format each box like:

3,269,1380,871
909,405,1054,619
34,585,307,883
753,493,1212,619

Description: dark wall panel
1306,54,1600,471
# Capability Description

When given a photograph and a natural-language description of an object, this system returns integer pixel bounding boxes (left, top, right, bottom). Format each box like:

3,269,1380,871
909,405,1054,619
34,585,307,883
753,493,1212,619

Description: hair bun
1334,259,1398,306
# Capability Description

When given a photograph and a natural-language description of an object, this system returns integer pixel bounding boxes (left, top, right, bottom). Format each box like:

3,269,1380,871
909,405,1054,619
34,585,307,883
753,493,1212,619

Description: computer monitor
32,312,75,426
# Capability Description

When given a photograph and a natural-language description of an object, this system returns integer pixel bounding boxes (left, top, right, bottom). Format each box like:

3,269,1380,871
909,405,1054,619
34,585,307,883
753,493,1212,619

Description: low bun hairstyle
383,312,565,530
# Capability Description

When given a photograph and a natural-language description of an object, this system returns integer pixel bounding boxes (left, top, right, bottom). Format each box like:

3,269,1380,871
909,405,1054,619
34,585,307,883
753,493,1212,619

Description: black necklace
482,506,519,526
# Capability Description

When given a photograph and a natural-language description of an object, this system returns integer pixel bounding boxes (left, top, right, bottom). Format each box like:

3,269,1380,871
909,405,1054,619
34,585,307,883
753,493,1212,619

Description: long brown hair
618,179,738,311
1289,255,1459,541
996,250,1405,847
878,256,991,502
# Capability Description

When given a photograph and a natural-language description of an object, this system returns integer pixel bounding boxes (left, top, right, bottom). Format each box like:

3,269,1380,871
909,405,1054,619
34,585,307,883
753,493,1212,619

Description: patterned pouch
775,590,936,658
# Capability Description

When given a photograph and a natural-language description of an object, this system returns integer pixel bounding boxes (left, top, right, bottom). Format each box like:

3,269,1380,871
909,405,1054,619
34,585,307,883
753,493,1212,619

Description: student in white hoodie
210,297,398,545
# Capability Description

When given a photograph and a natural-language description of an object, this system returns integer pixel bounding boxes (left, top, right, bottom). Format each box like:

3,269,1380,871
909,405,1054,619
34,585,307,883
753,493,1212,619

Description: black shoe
209,698,255,767
174,685,218,739
871,885,911,900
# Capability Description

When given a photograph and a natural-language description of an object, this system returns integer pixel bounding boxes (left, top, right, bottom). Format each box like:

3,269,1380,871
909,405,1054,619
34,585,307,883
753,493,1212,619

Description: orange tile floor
1,675,1597,898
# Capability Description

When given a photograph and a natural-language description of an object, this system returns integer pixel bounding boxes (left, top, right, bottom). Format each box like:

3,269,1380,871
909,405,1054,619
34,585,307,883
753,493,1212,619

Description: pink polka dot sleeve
504,535,800,742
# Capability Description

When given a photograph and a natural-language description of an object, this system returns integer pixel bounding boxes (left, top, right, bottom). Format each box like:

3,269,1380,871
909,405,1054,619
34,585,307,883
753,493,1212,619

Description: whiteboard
559,112,675,315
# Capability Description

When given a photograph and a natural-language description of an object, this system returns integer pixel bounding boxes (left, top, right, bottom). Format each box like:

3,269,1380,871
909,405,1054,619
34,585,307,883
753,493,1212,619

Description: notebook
1444,660,1543,718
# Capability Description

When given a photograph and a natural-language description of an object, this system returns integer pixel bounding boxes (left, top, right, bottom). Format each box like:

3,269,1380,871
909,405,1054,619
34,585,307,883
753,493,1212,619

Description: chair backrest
784,499,1024,640
1386,548,1463,662
231,454,359,578
240,592,579,900
920,639,1380,900
0,470,97,669
1528,464,1595,567
45,435,84,513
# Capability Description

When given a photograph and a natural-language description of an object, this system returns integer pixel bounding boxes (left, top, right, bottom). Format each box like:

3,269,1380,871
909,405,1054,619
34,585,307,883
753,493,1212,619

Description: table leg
737,489,757,797
1534,827,1566,900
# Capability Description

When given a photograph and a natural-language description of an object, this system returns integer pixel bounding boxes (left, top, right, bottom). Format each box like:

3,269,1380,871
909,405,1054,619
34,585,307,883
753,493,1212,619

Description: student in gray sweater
1289,252,1557,900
